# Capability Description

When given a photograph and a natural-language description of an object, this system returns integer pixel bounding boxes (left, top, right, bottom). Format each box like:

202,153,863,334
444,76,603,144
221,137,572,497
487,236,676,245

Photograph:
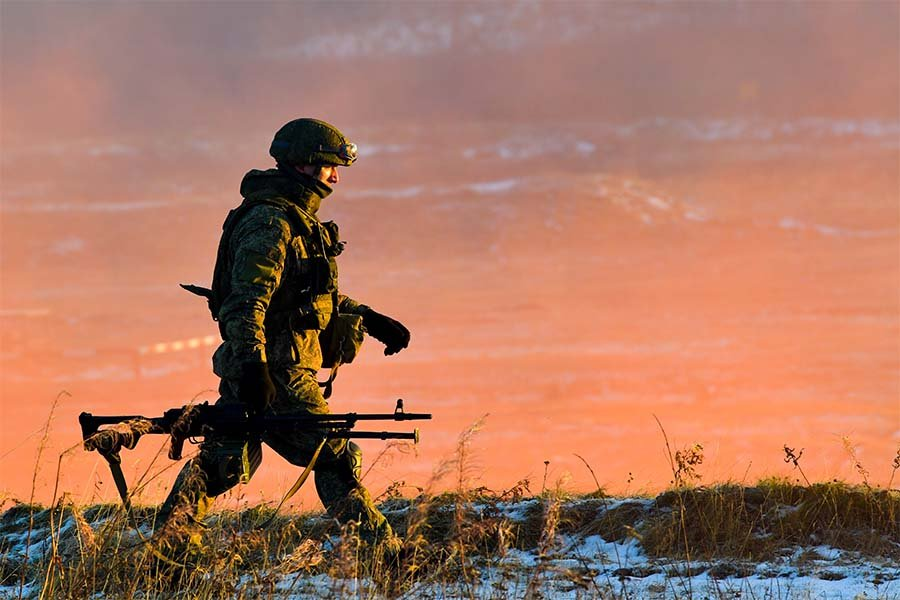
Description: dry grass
639,479,899,561
3,478,896,598
3,411,899,598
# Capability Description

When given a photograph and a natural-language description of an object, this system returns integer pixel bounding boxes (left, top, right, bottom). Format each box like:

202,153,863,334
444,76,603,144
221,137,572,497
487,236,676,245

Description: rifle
80,398,430,510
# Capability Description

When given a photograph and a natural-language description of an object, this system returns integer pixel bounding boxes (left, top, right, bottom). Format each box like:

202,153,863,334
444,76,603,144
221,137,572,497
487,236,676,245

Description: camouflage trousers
156,366,393,543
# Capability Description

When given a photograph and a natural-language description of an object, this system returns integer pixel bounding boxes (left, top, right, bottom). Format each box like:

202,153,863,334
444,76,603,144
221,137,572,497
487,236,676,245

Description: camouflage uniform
158,166,393,543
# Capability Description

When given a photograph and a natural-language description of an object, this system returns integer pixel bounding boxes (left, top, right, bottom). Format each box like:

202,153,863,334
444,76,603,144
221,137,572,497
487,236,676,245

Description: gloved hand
362,309,410,356
238,361,276,415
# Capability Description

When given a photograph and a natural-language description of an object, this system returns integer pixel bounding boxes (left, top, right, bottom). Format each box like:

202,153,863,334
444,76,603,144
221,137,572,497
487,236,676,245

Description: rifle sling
258,436,328,529
316,261,344,401
318,364,340,400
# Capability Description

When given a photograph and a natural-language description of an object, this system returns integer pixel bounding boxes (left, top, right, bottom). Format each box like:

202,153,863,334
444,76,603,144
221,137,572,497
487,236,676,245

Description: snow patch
2,200,173,213
345,186,425,200
778,217,896,239
357,142,414,157
467,179,519,194
50,237,85,255
86,144,139,158
463,135,597,161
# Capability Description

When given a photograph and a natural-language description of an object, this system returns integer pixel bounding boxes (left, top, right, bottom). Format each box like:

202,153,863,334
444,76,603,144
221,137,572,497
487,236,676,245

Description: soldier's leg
156,385,262,535
313,441,395,543
262,367,394,544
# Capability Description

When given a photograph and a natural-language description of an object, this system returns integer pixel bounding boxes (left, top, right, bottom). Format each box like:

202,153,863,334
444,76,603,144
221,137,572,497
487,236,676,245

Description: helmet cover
269,118,357,167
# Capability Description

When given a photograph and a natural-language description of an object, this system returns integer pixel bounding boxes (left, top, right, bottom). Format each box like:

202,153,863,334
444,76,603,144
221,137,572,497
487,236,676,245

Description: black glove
238,362,276,415
362,309,410,356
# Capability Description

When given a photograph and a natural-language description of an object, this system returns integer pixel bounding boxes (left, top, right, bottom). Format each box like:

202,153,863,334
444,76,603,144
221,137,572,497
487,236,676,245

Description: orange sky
1,2,898,511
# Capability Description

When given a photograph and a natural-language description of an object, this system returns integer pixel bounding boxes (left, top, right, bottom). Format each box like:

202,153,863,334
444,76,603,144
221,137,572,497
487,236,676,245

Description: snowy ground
245,531,900,599
251,542,899,599
263,550,898,600
2,496,896,599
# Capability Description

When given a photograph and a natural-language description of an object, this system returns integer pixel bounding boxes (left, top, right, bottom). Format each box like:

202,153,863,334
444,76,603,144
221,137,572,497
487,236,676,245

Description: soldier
157,118,410,555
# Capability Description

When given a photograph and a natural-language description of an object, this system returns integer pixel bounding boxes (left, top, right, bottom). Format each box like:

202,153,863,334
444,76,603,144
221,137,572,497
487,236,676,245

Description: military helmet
269,118,358,167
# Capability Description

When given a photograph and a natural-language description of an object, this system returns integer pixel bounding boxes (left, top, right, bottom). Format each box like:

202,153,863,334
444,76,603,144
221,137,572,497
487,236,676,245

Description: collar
240,166,333,216
275,164,333,215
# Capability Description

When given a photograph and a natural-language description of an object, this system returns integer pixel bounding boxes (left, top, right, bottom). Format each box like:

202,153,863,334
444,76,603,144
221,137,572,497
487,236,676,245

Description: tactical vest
184,193,364,396
184,193,342,339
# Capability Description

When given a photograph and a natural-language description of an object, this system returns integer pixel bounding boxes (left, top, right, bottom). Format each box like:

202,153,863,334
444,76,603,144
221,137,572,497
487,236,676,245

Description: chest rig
183,194,363,397
185,194,341,329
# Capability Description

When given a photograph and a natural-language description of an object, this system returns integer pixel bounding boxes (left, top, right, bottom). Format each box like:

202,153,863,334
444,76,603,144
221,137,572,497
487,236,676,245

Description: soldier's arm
217,206,292,364
337,294,367,315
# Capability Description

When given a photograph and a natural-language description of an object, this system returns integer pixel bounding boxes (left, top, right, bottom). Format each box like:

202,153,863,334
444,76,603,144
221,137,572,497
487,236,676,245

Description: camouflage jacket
211,168,364,378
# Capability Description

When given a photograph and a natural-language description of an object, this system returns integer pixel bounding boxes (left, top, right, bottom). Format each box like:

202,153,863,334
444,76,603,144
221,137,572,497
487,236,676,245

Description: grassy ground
1,478,897,599
2,415,897,598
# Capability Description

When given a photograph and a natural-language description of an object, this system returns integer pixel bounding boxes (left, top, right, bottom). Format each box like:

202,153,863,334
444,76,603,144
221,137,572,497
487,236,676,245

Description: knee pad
201,438,262,496
343,441,363,484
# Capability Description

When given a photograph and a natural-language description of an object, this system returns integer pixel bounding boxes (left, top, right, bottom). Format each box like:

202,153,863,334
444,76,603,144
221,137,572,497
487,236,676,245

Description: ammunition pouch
319,313,365,369
301,256,337,295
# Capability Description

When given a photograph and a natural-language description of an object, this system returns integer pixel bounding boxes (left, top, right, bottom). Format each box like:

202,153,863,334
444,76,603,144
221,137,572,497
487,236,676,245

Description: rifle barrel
263,412,431,424
329,429,420,442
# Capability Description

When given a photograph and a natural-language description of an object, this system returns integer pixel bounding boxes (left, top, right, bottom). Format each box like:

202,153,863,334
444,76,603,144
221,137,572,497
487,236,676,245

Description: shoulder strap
229,194,310,240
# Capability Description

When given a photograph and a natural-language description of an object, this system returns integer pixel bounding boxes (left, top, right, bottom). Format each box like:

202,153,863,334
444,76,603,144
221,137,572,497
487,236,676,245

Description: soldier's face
298,164,340,186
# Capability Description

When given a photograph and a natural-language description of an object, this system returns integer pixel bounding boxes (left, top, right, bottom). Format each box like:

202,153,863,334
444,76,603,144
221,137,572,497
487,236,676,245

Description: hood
239,167,333,216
